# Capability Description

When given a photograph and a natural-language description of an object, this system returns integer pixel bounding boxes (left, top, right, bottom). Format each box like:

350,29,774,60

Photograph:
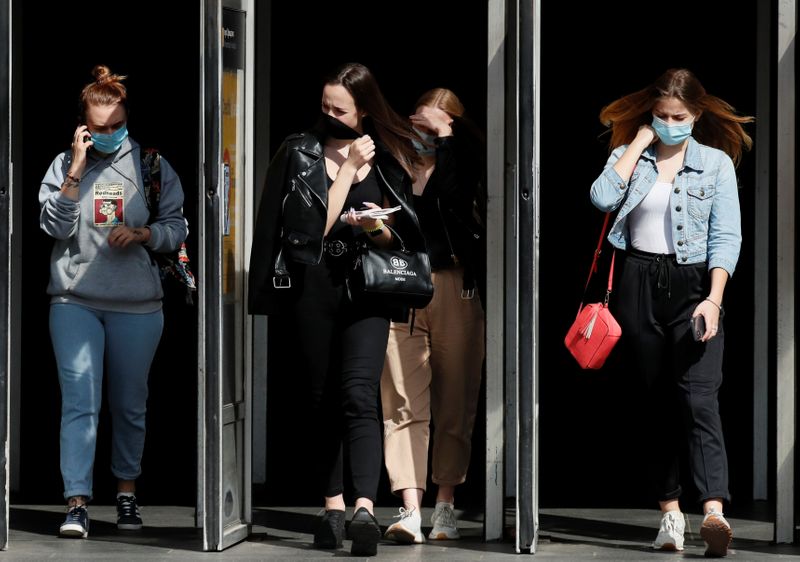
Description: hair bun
92,65,114,85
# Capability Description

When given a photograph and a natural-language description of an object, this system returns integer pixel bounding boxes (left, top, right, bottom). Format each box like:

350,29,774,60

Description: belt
323,239,353,258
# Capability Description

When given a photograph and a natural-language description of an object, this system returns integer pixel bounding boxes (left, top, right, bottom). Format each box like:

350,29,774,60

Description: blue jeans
49,303,163,500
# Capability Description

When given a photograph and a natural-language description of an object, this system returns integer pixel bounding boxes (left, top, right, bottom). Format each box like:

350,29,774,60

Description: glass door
199,0,253,551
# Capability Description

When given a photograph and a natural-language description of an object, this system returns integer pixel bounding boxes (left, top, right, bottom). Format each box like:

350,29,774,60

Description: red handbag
564,213,621,369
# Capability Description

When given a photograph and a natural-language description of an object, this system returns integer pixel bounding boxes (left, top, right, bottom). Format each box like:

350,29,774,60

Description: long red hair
599,68,753,166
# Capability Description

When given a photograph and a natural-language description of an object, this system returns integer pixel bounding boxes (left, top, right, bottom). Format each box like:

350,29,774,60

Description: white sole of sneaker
384,523,424,544
653,543,684,551
59,524,88,539
701,519,733,557
428,530,460,540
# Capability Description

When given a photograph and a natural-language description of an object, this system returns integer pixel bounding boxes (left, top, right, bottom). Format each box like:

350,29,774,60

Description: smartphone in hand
690,315,706,341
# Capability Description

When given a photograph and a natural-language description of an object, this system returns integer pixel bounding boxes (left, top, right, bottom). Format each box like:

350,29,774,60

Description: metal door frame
199,0,254,550
513,0,540,552
485,0,540,550
774,0,796,544
0,0,10,549
485,0,507,543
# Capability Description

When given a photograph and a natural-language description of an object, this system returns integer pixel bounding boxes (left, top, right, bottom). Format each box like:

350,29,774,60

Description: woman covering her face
248,62,426,557
380,88,487,545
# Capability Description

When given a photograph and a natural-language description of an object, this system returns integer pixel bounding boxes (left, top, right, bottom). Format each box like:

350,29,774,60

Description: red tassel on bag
564,215,622,369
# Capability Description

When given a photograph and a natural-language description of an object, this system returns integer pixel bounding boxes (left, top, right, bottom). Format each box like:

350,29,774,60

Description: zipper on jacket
290,179,313,208
296,174,327,209
437,198,459,266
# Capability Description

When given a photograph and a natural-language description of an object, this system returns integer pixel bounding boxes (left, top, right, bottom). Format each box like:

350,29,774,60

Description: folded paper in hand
340,205,402,223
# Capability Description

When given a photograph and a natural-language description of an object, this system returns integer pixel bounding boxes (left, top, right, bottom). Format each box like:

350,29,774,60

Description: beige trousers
381,267,485,493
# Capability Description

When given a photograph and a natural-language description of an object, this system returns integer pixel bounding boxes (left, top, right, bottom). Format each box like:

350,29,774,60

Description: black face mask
320,113,362,140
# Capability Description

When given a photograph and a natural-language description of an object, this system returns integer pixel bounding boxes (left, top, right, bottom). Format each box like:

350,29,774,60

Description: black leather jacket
416,130,486,300
248,128,424,315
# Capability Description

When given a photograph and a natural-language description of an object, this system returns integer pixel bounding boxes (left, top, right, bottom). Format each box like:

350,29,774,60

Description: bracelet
66,173,81,183
365,219,384,234
704,297,723,312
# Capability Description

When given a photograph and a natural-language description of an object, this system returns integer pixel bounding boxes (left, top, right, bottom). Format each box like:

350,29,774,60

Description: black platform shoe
313,509,345,549
348,507,381,556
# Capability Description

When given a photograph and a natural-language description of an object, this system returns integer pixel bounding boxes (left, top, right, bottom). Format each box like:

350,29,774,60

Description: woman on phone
39,65,188,538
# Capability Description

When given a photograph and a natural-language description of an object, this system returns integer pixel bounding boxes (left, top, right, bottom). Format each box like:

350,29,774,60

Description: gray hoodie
39,137,188,313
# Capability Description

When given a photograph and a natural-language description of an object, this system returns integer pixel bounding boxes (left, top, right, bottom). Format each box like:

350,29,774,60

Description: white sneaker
700,509,733,557
652,510,685,551
384,506,424,544
428,501,460,540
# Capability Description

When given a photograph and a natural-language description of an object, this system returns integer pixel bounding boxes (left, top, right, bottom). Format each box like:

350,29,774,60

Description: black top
327,167,383,241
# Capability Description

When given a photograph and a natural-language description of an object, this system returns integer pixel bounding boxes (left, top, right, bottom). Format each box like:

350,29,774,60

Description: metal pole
485,0,506,542
0,0,10,548
516,0,540,553
200,0,224,550
774,0,796,545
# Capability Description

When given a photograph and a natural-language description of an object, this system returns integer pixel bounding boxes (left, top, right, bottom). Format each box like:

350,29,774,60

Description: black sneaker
313,509,345,548
116,494,143,530
348,507,381,556
59,504,89,538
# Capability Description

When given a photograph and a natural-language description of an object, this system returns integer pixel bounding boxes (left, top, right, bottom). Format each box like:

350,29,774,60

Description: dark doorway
540,0,759,510
261,1,489,510
17,0,200,506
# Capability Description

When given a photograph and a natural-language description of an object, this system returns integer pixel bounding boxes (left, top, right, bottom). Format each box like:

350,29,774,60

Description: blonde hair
414,88,465,118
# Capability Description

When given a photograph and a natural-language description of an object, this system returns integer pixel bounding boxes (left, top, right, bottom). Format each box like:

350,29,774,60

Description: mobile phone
691,315,706,341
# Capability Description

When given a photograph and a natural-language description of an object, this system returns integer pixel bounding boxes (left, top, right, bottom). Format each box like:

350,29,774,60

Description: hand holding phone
690,315,706,342
339,205,401,223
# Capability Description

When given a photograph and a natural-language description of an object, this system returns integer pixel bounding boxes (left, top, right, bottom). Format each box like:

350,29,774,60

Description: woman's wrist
365,219,384,235
61,174,80,194
704,297,723,312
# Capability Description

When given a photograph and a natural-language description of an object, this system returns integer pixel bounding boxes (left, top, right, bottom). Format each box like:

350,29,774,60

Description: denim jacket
589,137,741,277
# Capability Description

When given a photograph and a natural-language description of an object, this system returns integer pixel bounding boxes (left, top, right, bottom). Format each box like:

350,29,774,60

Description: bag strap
579,159,636,312
140,148,161,224
578,212,616,313
584,212,611,292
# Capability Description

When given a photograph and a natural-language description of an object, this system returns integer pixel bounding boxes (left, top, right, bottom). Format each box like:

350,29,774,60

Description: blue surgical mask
412,128,437,155
90,124,129,154
651,115,693,146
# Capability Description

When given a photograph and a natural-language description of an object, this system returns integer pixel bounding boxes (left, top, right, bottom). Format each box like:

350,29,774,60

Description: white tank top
628,181,675,254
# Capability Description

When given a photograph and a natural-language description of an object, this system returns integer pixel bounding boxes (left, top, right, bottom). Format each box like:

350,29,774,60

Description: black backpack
140,148,197,305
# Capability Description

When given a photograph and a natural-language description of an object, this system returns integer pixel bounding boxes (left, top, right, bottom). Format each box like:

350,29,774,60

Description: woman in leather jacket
248,62,423,557
380,88,487,544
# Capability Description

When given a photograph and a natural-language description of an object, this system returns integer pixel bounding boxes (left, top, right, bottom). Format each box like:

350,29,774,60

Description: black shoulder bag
347,224,434,310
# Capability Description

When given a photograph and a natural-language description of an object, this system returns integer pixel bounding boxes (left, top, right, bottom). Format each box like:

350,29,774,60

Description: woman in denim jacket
590,68,752,558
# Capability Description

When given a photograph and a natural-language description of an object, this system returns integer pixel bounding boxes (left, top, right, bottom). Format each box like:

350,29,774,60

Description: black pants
614,248,729,504
290,254,389,502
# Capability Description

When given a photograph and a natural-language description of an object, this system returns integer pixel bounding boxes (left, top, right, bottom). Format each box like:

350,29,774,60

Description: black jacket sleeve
248,140,291,315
